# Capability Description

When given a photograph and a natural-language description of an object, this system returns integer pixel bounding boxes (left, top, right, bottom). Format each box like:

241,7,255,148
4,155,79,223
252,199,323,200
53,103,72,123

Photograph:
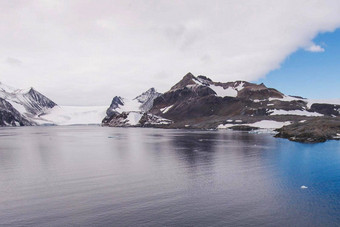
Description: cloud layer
1,0,340,105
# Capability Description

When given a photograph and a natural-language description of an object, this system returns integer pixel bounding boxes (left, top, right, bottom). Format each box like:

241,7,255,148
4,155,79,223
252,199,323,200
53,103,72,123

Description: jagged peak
183,72,195,79
26,87,36,94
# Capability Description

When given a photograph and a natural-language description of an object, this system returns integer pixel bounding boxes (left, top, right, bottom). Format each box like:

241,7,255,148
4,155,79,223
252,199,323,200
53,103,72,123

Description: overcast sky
1,0,340,105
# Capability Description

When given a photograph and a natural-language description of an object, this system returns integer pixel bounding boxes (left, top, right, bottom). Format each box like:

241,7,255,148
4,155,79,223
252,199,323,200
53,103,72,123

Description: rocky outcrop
275,117,340,143
309,103,340,116
103,111,172,127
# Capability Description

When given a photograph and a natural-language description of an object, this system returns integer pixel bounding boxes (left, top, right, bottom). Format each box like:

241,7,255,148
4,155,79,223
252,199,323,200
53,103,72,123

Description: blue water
0,126,340,226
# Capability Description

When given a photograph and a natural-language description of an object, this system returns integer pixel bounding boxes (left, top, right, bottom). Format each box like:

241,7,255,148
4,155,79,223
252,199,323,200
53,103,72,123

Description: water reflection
0,126,340,226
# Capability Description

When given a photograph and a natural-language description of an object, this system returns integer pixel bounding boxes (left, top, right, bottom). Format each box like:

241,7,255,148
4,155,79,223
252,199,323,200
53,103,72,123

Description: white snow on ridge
269,109,323,117
37,106,107,125
218,120,291,129
209,85,237,97
192,78,240,98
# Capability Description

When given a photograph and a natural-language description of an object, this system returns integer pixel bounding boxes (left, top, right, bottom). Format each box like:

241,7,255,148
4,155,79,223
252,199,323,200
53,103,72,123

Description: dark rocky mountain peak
106,96,124,118
170,72,197,90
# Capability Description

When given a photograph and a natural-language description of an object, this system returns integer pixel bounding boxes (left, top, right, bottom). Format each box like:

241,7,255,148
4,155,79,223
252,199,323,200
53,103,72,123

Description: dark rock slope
149,73,333,128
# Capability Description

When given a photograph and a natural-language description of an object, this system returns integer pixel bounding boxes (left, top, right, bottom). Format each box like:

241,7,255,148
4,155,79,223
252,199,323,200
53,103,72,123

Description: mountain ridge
103,72,340,143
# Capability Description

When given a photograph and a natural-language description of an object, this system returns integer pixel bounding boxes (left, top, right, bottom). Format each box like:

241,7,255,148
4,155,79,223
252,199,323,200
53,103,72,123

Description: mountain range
1,73,340,142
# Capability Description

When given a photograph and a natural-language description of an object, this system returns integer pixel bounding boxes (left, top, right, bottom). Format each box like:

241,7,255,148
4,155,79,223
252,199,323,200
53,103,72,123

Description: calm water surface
0,126,340,226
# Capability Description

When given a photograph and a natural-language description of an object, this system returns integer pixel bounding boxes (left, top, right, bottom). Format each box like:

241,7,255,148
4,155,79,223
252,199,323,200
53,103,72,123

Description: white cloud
5,57,23,66
0,0,340,105
305,43,325,52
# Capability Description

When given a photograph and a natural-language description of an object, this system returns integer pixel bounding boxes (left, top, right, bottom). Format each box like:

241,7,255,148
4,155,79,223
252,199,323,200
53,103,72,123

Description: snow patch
235,82,245,91
126,112,143,125
269,109,323,117
218,120,291,129
209,85,237,97
333,133,340,139
160,105,174,113
253,99,266,103
269,95,305,102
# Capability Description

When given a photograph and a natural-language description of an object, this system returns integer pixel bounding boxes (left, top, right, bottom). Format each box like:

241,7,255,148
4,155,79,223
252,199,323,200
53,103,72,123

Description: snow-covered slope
0,82,57,126
36,106,107,125
134,88,161,111
0,82,56,117
103,88,171,127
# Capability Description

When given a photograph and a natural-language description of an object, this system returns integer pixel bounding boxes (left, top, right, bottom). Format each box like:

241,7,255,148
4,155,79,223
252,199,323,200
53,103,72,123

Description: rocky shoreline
274,117,340,143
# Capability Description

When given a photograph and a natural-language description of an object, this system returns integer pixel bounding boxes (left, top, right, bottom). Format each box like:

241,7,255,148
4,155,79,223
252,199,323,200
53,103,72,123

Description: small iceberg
300,185,308,189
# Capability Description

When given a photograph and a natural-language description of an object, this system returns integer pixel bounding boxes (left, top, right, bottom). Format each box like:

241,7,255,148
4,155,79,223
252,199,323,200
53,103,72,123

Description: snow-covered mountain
0,82,57,117
102,88,171,127
105,88,161,117
0,82,107,126
0,82,57,126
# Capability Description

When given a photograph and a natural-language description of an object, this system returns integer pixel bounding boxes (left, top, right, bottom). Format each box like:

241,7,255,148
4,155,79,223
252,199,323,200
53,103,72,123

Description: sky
257,28,340,99
1,0,340,106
